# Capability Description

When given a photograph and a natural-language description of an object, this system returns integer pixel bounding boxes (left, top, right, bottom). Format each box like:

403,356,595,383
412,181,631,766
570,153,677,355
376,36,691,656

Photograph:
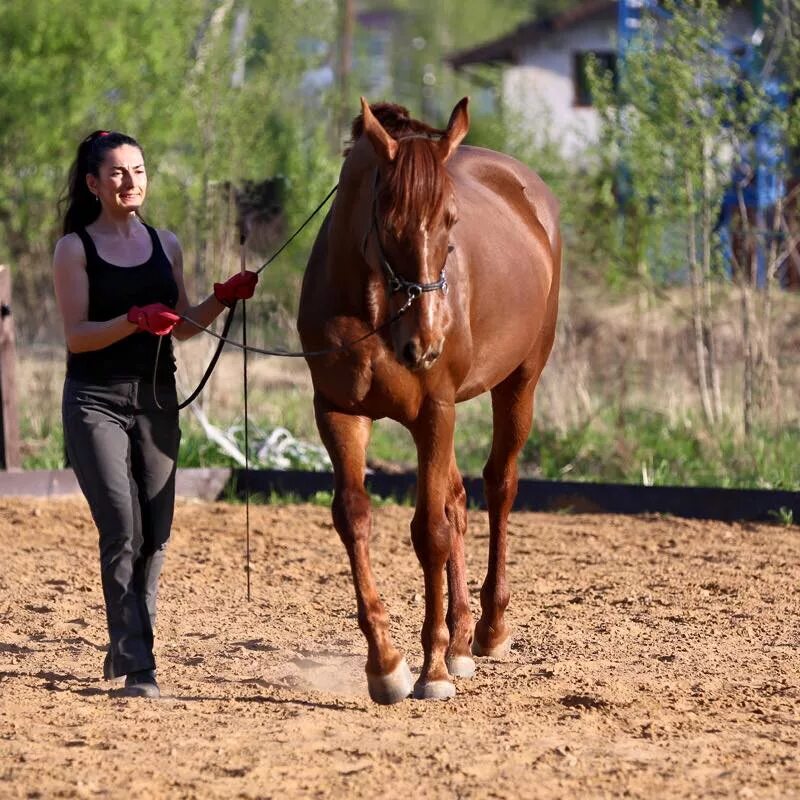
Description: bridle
362,159,451,314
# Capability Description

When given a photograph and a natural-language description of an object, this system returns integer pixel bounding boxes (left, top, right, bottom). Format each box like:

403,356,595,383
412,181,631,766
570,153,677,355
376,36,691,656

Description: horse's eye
447,244,455,253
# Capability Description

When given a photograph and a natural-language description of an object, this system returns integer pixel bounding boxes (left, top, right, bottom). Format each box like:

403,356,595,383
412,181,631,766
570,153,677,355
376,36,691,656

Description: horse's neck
329,153,375,276
323,156,382,316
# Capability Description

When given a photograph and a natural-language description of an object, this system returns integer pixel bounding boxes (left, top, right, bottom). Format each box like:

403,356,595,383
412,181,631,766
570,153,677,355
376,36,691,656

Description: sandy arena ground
0,496,798,799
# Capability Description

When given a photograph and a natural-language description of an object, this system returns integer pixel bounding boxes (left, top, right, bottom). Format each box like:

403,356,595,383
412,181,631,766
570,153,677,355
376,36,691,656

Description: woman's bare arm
160,230,227,342
52,234,138,353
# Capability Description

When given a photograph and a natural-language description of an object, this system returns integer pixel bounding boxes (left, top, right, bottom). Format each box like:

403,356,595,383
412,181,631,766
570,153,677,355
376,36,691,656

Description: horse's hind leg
473,369,536,657
444,456,475,678
315,396,413,705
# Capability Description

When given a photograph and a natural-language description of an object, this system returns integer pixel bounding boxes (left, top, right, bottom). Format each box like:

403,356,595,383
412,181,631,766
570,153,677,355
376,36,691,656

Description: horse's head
360,96,469,371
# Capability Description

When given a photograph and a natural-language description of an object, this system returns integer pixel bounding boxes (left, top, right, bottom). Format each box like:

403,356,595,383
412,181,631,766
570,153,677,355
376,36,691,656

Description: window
574,51,618,107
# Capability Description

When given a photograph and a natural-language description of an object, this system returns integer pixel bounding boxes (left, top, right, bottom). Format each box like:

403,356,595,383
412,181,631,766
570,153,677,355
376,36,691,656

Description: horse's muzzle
401,338,443,371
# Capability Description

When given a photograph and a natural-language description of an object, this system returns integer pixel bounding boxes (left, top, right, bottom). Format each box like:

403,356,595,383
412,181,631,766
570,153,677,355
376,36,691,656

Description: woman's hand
213,271,258,307
127,303,181,335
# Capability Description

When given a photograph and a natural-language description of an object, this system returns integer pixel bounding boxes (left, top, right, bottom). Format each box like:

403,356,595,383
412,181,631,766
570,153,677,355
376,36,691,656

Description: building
446,0,758,158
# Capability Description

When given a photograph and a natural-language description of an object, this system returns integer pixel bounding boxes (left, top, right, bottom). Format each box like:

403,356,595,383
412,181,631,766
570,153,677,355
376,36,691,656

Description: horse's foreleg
444,457,475,678
474,374,535,658
410,402,457,699
315,397,413,705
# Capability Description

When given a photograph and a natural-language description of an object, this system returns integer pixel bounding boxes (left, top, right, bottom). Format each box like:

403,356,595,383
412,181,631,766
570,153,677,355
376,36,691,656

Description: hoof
446,655,476,678
413,679,456,700
366,659,414,705
472,635,512,659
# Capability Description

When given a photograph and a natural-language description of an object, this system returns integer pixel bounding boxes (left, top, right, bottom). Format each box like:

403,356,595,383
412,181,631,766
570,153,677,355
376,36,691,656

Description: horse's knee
447,479,467,519
332,487,371,544
482,463,519,506
410,513,451,567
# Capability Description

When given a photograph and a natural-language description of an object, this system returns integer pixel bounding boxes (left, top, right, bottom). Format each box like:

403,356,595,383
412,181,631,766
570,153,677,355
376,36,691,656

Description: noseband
362,167,450,312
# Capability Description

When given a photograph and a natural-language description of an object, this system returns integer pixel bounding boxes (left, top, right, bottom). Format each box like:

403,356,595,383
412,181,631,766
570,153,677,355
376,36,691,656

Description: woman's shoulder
153,226,180,247
152,227,182,267
53,232,86,265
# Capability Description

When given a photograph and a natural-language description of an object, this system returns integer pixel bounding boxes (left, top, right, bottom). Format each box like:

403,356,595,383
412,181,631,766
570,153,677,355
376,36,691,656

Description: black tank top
67,224,179,381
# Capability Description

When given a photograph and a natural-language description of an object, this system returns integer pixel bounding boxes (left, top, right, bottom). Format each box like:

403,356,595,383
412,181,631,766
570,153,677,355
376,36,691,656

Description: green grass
221,489,401,507
167,409,799,491
20,404,799,493
520,409,800,489
20,418,65,470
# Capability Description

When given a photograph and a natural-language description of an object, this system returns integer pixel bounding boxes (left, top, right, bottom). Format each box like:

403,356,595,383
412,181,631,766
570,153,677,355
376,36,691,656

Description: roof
446,0,756,69
445,0,617,69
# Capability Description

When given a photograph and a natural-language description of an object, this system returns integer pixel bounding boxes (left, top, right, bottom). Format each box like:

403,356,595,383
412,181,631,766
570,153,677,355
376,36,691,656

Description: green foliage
587,0,736,287
0,0,341,337
520,410,800,489
357,0,532,126
10,0,800,501
767,507,795,527
764,0,800,167
19,416,64,470
163,408,800,492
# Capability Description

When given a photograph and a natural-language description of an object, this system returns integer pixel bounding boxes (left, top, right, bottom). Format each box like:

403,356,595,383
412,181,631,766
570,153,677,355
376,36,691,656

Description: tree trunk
701,152,722,420
335,0,355,148
735,186,758,437
740,282,755,437
686,173,716,427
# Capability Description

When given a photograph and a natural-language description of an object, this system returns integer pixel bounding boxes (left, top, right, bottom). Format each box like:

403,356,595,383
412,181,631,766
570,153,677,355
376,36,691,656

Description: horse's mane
346,102,451,239
346,102,443,151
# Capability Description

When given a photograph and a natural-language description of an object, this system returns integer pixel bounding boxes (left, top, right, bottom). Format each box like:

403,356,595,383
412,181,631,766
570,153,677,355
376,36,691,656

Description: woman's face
86,144,147,215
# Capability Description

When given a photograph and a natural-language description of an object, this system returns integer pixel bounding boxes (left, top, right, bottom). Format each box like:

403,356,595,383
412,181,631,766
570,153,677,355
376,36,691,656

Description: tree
588,0,795,431
0,0,340,340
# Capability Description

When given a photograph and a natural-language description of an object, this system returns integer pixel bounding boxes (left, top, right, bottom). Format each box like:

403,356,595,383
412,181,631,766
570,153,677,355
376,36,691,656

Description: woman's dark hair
60,130,144,235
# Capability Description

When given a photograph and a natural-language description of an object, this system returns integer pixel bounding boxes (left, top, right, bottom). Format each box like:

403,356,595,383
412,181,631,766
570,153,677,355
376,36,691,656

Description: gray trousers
62,376,180,679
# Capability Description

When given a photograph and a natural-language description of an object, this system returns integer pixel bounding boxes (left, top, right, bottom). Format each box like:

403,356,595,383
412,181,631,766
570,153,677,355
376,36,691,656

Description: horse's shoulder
450,146,560,245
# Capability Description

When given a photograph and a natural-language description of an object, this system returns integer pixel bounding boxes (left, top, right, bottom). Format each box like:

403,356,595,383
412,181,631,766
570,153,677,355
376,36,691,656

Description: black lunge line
151,183,339,411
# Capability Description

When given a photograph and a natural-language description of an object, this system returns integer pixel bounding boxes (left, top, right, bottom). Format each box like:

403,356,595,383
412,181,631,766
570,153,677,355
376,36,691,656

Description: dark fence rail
238,469,798,522
2,468,797,523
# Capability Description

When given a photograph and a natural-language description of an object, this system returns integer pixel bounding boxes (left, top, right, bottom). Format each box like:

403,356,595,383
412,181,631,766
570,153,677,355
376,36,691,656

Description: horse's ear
439,97,470,163
360,96,398,163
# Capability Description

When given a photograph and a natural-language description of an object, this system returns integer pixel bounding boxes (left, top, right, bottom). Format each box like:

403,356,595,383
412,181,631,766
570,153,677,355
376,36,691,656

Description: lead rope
152,183,340,413
240,236,251,602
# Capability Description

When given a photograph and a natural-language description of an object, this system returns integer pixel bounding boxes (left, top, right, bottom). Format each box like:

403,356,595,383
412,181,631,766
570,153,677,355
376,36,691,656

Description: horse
297,97,561,703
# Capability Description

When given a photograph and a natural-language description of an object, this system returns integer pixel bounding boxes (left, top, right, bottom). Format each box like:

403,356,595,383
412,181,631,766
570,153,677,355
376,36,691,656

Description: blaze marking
420,224,435,331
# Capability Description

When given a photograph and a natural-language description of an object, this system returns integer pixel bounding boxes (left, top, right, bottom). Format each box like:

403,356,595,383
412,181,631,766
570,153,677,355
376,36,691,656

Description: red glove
213,270,258,308
127,303,181,336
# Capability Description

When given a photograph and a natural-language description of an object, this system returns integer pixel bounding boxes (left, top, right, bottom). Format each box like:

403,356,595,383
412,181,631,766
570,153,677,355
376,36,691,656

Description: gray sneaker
122,669,160,698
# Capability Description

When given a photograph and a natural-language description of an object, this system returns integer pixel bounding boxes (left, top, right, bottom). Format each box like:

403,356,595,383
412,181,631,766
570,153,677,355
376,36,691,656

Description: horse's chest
312,349,422,423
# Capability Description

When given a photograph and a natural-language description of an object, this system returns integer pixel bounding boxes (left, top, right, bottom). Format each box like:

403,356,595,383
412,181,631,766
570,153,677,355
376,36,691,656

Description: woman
53,130,257,698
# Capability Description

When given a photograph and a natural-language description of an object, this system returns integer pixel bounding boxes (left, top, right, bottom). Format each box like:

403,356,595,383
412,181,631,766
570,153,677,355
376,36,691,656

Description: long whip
240,235,251,602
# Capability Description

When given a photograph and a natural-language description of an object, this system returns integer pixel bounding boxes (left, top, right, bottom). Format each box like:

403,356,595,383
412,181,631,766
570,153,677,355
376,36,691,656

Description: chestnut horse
297,97,561,703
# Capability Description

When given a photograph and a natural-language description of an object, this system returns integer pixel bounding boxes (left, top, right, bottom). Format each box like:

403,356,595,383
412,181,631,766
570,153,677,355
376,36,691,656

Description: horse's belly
455,268,551,401
455,327,542,401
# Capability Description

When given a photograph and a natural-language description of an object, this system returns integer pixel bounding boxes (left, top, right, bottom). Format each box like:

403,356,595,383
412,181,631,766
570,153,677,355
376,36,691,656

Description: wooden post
0,265,21,469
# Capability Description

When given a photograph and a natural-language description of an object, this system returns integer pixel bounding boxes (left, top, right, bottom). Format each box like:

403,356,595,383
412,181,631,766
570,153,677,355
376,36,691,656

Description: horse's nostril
403,341,420,365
